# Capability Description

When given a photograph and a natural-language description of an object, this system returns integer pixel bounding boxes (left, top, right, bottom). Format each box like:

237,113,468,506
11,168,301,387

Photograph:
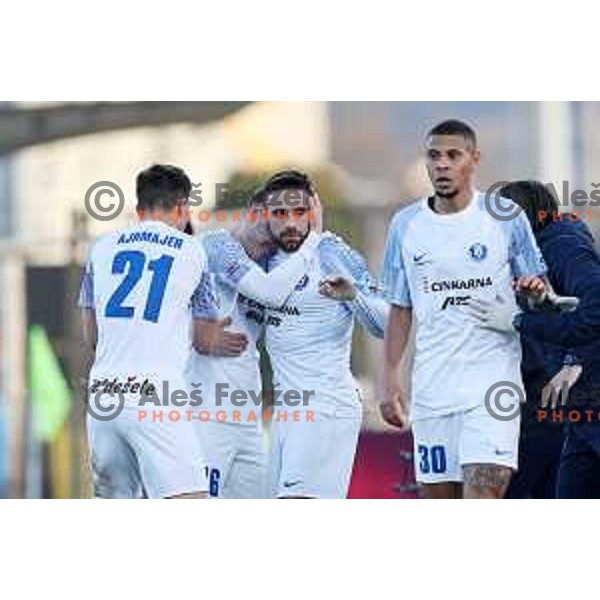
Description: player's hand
318,276,357,301
308,192,323,235
194,316,249,357
541,364,583,409
466,292,518,332
380,384,410,430
514,275,546,301
212,316,249,357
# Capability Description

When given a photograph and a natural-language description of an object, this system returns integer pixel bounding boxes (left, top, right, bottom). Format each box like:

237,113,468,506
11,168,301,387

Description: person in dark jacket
472,180,600,498
493,182,569,497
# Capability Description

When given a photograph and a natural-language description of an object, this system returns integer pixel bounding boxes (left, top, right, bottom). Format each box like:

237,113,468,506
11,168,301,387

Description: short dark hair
427,119,477,148
248,169,316,208
263,170,315,195
499,180,559,233
136,164,192,212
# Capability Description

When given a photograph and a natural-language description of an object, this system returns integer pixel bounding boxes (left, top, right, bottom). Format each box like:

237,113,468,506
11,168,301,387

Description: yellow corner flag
28,325,72,442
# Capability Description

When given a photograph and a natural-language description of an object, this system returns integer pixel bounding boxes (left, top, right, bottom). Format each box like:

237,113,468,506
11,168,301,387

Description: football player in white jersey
262,172,389,499
188,178,323,499
380,120,547,499
79,164,211,499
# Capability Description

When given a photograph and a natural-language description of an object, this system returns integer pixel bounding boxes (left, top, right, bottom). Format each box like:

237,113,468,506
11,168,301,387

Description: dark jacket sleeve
520,222,600,347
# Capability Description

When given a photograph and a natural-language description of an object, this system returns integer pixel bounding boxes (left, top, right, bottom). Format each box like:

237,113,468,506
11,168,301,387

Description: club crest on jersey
468,243,487,262
295,275,309,291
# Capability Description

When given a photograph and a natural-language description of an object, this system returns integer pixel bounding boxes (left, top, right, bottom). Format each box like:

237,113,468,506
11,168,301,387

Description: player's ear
472,148,481,165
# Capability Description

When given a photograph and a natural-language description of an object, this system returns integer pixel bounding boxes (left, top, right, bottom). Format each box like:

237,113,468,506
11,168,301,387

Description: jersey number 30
417,445,447,474
105,250,174,323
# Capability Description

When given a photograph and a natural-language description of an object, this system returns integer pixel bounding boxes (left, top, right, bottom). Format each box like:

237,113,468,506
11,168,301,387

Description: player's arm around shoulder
226,229,319,309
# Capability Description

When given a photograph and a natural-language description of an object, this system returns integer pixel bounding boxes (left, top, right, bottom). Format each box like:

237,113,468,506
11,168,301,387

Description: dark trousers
557,422,600,499
506,427,564,499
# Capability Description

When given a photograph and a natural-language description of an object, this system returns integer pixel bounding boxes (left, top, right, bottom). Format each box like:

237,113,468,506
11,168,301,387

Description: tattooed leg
462,464,513,499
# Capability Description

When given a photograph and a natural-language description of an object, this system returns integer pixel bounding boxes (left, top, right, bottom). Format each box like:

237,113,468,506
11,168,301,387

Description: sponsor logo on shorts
494,449,514,458
282,480,303,489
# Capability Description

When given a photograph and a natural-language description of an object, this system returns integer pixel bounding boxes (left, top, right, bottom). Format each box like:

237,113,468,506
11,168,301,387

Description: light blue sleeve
191,272,220,320
203,230,253,289
320,233,389,338
380,207,415,307
506,210,547,278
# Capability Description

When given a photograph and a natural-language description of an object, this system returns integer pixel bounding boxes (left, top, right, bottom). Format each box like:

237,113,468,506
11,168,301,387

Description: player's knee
420,482,461,499
463,484,507,499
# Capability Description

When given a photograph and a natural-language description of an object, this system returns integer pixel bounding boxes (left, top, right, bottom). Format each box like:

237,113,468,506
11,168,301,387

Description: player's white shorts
412,404,520,484
87,403,208,499
268,407,362,499
196,420,266,499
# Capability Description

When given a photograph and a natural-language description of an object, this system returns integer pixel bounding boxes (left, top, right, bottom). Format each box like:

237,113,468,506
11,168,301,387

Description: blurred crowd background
0,101,598,498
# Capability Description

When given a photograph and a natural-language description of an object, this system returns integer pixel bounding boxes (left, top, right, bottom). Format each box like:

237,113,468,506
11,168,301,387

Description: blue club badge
468,243,488,262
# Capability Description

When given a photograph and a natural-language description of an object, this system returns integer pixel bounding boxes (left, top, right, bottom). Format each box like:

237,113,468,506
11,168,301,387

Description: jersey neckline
421,190,480,223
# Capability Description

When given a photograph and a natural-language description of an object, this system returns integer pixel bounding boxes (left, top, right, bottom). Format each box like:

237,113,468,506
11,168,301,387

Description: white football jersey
187,229,324,419
381,191,546,419
264,232,388,417
186,230,264,419
79,220,207,386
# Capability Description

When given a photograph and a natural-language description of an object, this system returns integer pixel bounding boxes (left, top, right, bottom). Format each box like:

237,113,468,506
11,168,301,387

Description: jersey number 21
105,250,174,323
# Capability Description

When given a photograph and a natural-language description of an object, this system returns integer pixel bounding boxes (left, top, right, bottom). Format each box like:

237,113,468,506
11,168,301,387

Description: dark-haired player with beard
380,121,547,499
187,183,323,498
263,171,389,499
